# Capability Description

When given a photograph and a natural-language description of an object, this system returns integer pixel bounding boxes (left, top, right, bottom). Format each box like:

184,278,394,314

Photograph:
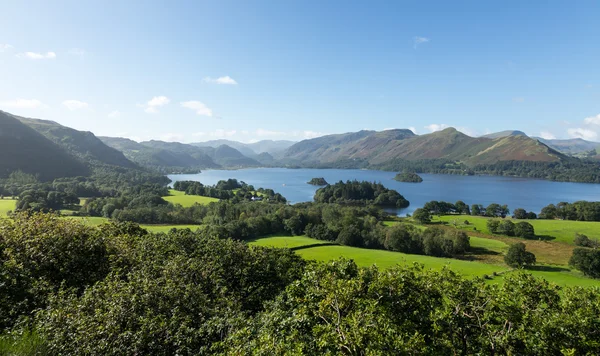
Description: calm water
168,168,600,215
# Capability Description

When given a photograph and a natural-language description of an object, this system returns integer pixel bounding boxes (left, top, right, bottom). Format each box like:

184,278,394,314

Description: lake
168,168,600,215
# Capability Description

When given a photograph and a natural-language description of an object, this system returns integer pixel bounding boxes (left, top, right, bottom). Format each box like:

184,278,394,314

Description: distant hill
0,111,89,180
101,138,261,170
192,139,295,155
100,137,220,170
18,116,137,169
535,137,600,155
482,130,527,139
281,127,564,166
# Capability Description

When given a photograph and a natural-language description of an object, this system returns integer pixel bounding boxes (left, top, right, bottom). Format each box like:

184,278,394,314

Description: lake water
168,168,600,215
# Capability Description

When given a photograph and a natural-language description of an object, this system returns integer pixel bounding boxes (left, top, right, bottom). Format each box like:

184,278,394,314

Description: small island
307,177,329,186
394,172,423,183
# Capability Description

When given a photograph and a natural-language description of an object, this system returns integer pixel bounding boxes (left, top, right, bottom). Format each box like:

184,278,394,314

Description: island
307,177,329,186
394,172,423,183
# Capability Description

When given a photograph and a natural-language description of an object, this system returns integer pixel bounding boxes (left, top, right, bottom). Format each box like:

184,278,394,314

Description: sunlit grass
163,189,219,207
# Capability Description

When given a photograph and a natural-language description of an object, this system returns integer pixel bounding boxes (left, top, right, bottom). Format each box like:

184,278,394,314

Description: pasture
0,199,16,217
163,189,219,207
434,215,600,244
250,235,328,248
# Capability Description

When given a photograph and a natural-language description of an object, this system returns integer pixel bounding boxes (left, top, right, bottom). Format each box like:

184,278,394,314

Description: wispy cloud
108,110,121,118
513,97,525,103
203,76,238,85
62,100,88,111
256,128,286,137
584,114,600,126
413,36,430,49
408,126,417,134
144,96,170,114
539,131,556,140
68,48,86,58
0,98,46,109
424,123,448,132
161,133,185,142
17,51,56,60
0,44,13,52
180,100,213,117
567,128,597,140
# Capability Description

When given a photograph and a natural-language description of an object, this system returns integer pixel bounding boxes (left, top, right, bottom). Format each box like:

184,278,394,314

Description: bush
569,247,600,278
574,233,600,248
504,243,536,268
496,220,515,236
514,221,535,239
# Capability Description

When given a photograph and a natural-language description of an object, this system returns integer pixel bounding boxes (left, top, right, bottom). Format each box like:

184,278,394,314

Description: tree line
313,180,410,208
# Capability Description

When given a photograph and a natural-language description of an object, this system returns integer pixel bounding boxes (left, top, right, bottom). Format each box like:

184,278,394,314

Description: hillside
17,116,137,169
0,111,89,180
282,128,565,166
192,139,295,155
100,137,220,170
142,141,260,168
482,130,527,139
535,137,600,155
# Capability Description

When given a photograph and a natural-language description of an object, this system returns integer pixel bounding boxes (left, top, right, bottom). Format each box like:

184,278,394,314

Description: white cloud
143,96,170,114
256,128,286,137
424,123,449,132
210,129,237,138
583,114,600,126
457,127,476,136
0,44,13,52
302,131,325,139
68,48,86,58
108,110,121,118
539,131,556,140
513,97,525,103
180,100,213,117
161,133,185,142
0,98,45,109
203,76,238,85
567,128,598,140
62,100,88,111
413,36,430,49
408,126,417,134
17,51,56,59
192,132,206,137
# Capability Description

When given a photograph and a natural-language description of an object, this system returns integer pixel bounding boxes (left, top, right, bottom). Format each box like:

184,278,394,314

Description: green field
250,235,328,248
163,189,219,207
435,215,600,244
469,235,508,253
0,199,16,217
65,216,202,233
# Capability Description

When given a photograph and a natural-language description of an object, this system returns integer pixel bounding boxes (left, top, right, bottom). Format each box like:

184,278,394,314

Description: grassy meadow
250,235,328,248
434,215,600,244
0,199,16,217
163,189,219,207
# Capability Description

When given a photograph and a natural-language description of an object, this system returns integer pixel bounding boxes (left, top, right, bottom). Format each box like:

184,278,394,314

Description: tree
574,233,600,248
486,219,500,234
512,208,527,219
504,243,536,268
496,220,515,236
471,204,482,216
485,203,500,217
569,247,600,278
514,221,535,239
455,201,470,215
412,208,431,224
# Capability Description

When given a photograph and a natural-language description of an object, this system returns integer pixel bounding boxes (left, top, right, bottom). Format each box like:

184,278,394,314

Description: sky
1,0,599,143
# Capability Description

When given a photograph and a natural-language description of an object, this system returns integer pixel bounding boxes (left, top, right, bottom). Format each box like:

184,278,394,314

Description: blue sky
1,0,599,143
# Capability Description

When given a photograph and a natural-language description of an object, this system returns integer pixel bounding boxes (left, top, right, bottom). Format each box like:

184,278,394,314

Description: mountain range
1,109,599,182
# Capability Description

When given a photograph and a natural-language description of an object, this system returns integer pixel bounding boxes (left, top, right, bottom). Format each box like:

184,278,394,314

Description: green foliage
314,180,409,208
514,221,535,238
307,177,328,185
574,233,600,248
412,207,431,223
504,243,536,268
393,171,423,183
569,247,600,278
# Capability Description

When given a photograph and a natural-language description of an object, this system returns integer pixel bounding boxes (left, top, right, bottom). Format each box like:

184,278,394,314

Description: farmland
0,199,16,217
163,189,219,207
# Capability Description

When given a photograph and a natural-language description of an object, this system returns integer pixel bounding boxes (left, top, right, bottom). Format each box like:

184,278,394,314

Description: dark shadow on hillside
533,234,556,241
468,247,501,256
290,243,339,251
526,265,570,272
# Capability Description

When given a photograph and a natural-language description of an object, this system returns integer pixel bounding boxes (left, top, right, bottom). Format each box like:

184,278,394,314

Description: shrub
504,243,536,268
569,247,600,278
514,221,535,239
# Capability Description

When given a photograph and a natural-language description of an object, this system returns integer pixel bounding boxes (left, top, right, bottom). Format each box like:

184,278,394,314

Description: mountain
99,137,219,169
17,116,137,169
281,128,565,166
101,137,261,169
0,111,89,180
535,137,600,155
192,139,295,155
482,130,527,139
